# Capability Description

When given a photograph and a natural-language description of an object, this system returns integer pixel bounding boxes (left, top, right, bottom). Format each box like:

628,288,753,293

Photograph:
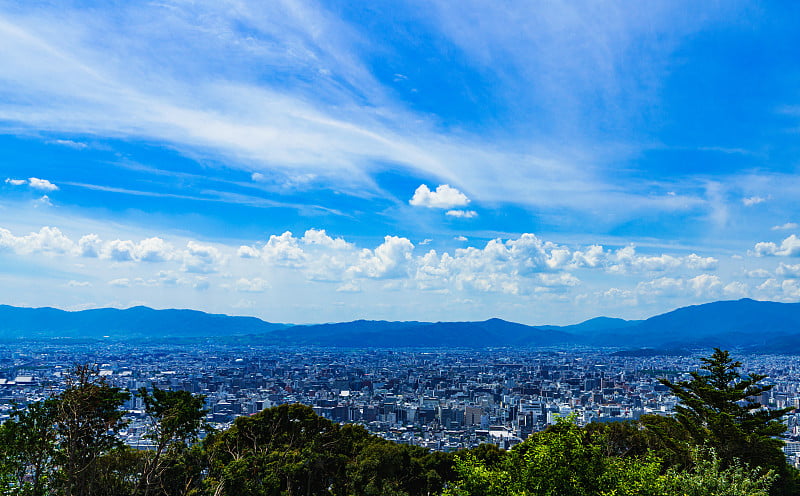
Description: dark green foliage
202,403,453,496
0,399,58,495
135,387,208,496
445,416,775,496
53,365,131,496
656,348,796,494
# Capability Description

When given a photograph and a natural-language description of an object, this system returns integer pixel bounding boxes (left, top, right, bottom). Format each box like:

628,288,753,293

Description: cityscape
4,341,800,467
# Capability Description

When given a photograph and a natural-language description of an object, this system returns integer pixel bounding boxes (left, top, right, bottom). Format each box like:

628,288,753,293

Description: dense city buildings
2,342,800,463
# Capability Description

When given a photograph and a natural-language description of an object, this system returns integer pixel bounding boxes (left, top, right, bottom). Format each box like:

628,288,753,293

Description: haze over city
1,1,800,325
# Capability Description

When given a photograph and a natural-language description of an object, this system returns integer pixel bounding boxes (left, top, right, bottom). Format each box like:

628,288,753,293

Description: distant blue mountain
270,318,577,348
0,305,288,340
542,316,642,334
3,298,800,351
588,298,800,349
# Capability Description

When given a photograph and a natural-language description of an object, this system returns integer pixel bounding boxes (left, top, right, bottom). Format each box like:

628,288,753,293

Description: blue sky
1,0,800,325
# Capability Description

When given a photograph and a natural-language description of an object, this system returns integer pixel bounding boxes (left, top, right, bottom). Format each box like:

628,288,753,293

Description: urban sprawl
3,343,800,466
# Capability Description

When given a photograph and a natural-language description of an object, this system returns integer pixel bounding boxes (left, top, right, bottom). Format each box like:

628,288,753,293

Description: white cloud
776,263,800,278
607,246,718,273
237,245,260,258
105,239,137,261
0,224,756,320
772,222,798,231
0,1,738,228
753,235,800,257
261,231,305,267
136,237,173,262
683,253,719,270
4,177,58,191
301,229,352,250
27,178,58,192
687,274,723,298
723,281,749,298
446,209,477,218
350,236,415,279
636,277,685,297
78,234,102,257
454,235,468,242
409,184,470,209
34,195,52,208
742,195,767,206
182,241,224,273
0,226,75,255
753,241,779,257
49,139,87,149
746,268,771,278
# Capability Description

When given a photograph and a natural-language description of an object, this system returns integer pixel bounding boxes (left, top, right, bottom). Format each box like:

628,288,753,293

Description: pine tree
658,348,792,491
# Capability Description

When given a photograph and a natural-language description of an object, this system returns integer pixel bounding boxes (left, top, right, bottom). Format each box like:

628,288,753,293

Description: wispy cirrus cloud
0,0,733,224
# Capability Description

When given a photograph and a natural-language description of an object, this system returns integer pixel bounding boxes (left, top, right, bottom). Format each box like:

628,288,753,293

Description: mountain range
2,298,800,352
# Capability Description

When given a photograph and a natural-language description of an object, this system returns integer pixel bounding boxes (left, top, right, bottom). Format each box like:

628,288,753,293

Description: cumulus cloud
772,222,798,231
606,246,718,273
301,228,351,249
409,184,470,209
28,178,59,191
0,226,75,254
182,241,224,273
753,235,800,257
747,268,771,278
4,177,58,191
136,237,173,262
636,274,740,300
0,224,748,310
687,274,723,297
78,234,102,257
350,236,415,279
776,263,800,278
237,245,260,258
261,231,305,267
723,281,749,298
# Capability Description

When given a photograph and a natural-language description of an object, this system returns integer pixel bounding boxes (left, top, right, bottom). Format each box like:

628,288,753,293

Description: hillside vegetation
1,350,797,495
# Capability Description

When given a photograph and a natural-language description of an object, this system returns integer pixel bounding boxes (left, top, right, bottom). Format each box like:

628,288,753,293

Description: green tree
135,387,208,496
444,415,664,496
658,349,790,467
445,416,776,496
0,399,58,496
657,448,775,496
53,364,131,496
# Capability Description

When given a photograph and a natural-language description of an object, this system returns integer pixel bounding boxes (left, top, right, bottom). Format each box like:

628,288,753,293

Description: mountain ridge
2,298,800,351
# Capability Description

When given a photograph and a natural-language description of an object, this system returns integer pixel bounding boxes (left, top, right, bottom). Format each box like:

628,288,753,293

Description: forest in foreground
1,349,798,496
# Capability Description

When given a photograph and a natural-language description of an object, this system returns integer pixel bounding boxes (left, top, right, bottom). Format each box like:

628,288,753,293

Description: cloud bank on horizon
0,0,799,324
